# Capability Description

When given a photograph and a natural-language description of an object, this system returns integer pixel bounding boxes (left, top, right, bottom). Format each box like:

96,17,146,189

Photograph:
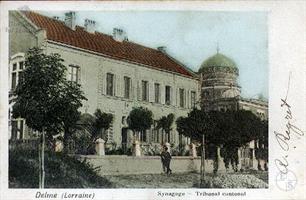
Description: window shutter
137,81,141,101
116,74,121,97
176,87,179,106
77,66,81,84
113,74,116,96
170,86,173,105
185,90,188,108
161,84,165,104
130,79,134,100
149,82,154,102
100,71,104,95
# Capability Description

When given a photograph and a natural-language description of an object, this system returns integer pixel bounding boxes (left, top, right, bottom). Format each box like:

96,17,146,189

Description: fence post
95,138,105,156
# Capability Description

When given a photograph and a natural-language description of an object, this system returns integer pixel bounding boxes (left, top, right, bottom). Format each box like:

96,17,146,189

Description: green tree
12,47,87,142
176,109,217,143
254,119,268,170
61,84,86,153
176,108,216,185
73,110,113,154
176,109,267,183
127,107,153,142
156,113,174,144
217,110,267,171
12,47,87,187
92,109,114,142
73,113,95,154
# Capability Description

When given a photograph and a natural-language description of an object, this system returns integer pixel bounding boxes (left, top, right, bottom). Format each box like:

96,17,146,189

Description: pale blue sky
38,11,268,99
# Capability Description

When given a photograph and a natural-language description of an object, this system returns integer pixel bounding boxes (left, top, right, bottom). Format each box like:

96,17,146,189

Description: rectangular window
165,85,171,105
19,120,24,139
142,80,148,101
140,130,147,142
11,72,17,89
68,65,79,83
106,73,114,96
191,91,196,108
124,76,131,99
11,120,17,140
19,61,24,70
154,83,160,103
13,63,17,71
179,88,185,108
18,71,23,83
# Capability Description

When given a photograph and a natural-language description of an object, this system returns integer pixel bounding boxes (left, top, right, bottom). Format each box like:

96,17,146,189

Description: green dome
199,53,237,72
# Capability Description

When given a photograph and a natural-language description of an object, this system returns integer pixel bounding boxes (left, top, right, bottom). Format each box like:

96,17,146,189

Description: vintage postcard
0,1,305,200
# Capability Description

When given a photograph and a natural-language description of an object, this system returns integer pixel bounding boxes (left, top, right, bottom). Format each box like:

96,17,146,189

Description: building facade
199,52,268,117
9,11,268,165
9,11,200,152
198,52,268,169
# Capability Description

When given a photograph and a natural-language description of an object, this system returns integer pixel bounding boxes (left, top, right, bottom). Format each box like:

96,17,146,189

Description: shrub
9,147,112,188
106,148,125,155
72,133,95,155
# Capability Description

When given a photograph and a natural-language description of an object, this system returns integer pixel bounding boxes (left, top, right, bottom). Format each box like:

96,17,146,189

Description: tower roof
198,53,237,73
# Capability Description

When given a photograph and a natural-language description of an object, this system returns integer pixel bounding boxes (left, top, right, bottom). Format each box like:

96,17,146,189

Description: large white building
9,11,268,169
9,11,200,152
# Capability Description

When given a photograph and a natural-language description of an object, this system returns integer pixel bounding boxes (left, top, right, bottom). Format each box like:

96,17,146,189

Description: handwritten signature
274,72,305,175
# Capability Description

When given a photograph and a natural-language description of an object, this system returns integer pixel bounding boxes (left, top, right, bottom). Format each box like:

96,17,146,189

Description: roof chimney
65,11,76,30
113,28,128,42
53,16,60,20
84,19,96,33
157,46,167,53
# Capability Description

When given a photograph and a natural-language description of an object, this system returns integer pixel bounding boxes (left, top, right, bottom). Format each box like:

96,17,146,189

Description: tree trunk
200,134,205,187
63,128,70,153
40,128,45,188
161,131,164,144
214,146,221,174
38,135,41,188
101,128,105,141
167,131,171,143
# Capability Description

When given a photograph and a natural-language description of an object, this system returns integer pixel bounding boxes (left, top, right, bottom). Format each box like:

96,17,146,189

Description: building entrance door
121,128,128,154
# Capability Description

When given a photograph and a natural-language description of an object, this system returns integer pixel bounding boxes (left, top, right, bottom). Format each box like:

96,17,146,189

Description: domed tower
198,52,241,111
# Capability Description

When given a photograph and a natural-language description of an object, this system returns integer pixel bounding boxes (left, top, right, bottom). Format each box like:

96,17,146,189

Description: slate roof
22,11,194,78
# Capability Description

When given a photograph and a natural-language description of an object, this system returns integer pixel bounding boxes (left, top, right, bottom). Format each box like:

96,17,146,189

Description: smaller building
198,52,268,116
198,52,268,170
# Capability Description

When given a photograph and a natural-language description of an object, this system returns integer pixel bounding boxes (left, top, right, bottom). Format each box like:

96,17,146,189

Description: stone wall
77,155,219,175
76,155,268,176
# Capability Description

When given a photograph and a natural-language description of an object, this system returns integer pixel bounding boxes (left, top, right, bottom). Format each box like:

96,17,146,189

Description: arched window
9,53,27,140
10,53,25,91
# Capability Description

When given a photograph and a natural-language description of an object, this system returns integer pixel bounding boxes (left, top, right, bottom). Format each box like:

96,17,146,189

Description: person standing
161,146,172,175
